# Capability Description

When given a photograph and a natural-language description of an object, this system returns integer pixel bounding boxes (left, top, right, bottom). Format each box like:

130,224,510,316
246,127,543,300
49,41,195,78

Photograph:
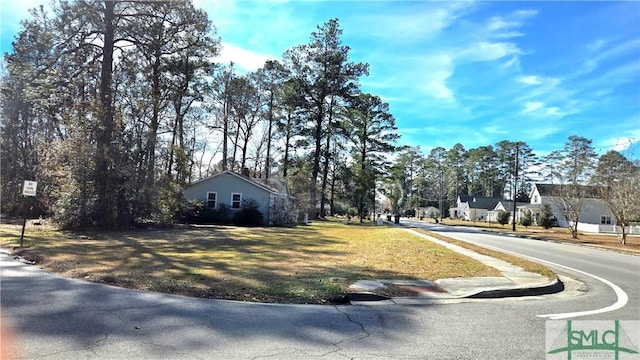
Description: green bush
216,203,231,224
271,197,293,226
538,204,555,229
179,200,231,224
520,210,533,228
497,211,511,226
180,199,265,226
232,199,263,226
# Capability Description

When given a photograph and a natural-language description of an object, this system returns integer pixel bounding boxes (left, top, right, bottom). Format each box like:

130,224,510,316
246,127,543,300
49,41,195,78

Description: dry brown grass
411,229,556,280
0,220,502,304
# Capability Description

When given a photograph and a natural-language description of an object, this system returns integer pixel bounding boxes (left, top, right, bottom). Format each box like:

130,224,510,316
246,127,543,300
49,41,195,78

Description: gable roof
494,200,528,211
187,170,289,196
533,183,602,199
459,195,503,210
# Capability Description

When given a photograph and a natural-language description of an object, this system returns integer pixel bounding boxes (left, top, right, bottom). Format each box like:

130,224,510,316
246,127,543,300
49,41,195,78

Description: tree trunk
95,0,116,228
222,75,230,171
320,98,334,218
146,46,162,191
282,110,293,178
310,101,324,219
265,90,274,179
618,224,627,245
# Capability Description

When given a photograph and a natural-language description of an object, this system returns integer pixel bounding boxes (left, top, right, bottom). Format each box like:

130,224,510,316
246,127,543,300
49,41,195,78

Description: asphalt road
403,219,640,322
1,222,638,359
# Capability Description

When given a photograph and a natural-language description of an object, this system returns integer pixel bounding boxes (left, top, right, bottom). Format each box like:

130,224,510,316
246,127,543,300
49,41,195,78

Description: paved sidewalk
348,228,562,305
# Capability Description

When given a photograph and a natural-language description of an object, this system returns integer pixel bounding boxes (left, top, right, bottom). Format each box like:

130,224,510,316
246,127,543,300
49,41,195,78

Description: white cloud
523,101,544,113
519,75,542,85
482,125,508,135
487,17,519,32
527,125,562,141
520,100,576,118
460,41,521,62
545,107,560,116
602,128,640,155
502,56,520,69
216,42,276,72
359,2,473,42
428,76,454,100
483,9,538,39
612,138,636,152
418,53,456,101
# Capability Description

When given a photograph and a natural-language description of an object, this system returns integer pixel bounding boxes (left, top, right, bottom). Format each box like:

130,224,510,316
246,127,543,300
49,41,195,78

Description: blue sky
2,0,639,159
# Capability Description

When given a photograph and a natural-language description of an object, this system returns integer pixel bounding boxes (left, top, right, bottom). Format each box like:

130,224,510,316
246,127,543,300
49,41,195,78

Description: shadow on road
1,254,434,358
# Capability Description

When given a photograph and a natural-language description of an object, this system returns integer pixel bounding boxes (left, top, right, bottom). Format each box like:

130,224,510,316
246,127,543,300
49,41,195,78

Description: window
533,195,539,203
601,215,612,225
206,192,217,208
231,193,242,209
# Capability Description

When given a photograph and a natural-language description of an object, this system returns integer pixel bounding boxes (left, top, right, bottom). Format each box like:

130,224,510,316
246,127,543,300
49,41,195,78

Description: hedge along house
182,169,293,226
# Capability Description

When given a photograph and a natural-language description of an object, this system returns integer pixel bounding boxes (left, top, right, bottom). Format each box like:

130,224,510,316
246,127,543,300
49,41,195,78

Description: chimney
241,167,250,177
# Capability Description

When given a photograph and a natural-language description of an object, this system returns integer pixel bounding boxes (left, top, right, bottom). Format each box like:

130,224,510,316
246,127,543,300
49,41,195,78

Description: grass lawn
1,220,510,304
411,229,555,280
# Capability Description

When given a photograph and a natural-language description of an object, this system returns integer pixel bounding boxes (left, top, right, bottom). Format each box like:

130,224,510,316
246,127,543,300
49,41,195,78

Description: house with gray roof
519,183,617,233
487,200,529,223
449,195,503,221
183,170,293,226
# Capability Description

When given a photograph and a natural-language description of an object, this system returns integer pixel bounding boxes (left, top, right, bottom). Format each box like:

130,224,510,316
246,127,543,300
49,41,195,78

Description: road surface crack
333,306,370,342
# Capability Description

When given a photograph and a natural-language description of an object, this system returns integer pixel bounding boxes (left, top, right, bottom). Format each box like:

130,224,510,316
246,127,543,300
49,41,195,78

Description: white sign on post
23,180,37,197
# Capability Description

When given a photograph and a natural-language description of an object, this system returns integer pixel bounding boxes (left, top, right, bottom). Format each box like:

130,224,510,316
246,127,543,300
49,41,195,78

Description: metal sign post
20,181,37,247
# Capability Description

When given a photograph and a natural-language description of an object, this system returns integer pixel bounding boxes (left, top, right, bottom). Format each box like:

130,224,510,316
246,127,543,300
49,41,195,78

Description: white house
449,195,502,221
487,200,528,223
416,206,440,219
520,183,618,233
183,170,293,226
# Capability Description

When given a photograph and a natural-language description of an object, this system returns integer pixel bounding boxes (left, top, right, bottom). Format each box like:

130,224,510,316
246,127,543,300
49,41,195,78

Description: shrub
232,199,263,226
497,211,511,226
271,197,293,226
179,200,206,223
216,203,231,224
538,204,555,229
153,178,183,225
179,200,231,224
520,210,533,228
404,209,416,217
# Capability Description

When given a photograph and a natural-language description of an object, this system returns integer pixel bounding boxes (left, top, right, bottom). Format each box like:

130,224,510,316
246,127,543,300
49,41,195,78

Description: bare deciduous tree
593,150,640,245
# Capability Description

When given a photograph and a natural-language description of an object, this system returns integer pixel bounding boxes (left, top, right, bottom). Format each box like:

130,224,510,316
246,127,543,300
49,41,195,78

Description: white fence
578,223,640,235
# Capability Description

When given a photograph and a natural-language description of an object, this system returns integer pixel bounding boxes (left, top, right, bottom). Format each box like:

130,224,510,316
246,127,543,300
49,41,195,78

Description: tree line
2,1,638,231
1,1,399,227
384,136,639,244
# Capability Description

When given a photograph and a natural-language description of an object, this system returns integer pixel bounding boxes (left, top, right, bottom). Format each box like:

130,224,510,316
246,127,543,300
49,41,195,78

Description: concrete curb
348,220,566,304
468,276,564,298
347,277,564,304
347,292,391,302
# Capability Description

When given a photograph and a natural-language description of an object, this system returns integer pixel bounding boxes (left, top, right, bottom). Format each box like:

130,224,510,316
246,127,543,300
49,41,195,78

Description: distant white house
417,206,440,219
182,170,293,226
487,200,528,223
449,195,502,221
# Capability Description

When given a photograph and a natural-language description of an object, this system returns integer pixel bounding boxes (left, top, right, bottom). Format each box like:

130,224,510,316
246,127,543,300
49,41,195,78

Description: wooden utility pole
512,144,519,231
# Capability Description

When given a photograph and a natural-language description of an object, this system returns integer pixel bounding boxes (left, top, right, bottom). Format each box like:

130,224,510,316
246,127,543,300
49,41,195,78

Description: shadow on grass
1,223,444,304
1,253,429,358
